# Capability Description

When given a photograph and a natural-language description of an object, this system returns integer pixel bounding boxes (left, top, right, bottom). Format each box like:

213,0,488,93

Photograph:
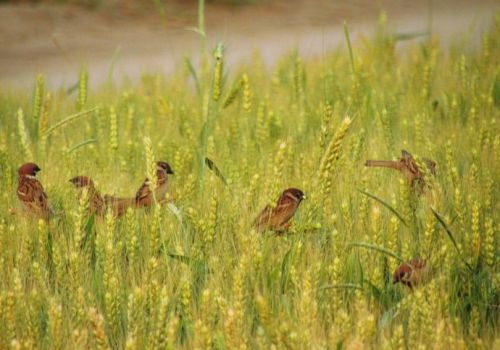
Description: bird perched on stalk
253,188,305,234
393,258,429,289
135,161,174,208
69,176,134,218
17,162,54,221
365,150,436,190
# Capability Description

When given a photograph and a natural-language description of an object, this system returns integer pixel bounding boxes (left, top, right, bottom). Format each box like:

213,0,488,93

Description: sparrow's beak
302,195,307,200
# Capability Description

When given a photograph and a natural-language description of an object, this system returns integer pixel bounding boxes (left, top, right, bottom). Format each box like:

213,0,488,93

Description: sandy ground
0,0,498,89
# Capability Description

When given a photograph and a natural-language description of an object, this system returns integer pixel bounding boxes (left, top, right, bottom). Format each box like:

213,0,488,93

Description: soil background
0,0,498,89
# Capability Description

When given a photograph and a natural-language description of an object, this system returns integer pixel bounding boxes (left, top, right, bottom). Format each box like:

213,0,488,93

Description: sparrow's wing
253,204,273,230
17,179,34,202
135,178,152,202
18,179,52,217
272,201,297,227
401,150,420,175
423,158,437,175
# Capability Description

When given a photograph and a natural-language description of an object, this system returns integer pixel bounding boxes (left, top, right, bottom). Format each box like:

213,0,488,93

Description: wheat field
0,14,498,350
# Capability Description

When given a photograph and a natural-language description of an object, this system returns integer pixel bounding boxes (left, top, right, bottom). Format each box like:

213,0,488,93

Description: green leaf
66,138,97,154
43,108,96,136
358,189,408,226
430,207,473,271
348,242,405,262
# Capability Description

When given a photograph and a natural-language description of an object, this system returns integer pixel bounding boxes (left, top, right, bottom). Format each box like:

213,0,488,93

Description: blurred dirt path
0,0,498,89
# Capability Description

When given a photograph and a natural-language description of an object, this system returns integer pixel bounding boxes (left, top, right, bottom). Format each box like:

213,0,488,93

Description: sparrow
253,188,305,233
69,176,134,218
365,150,436,189
17,162,54,221
69,176,106,217
393,258,429,289
135,161,174,208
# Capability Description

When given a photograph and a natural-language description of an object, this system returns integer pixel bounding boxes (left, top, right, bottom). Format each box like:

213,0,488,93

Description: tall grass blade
184,56,201,95
430,207,473,271
43,108,96,136
358,189,408,226
393,30,430,41
344,21,355,74
107,46,121,85
66,138,97,154
319,283,363,291
204,157,228,185
280,247,292,293
348,242,405,262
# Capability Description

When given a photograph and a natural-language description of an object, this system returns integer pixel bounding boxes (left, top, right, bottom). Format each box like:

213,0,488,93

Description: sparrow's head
18,162,41,177
157,161,174,175
401,149,413,160
423,158,436,176
393,259,425,285
69,176,95,188
393,263,411,284
279,188,306,204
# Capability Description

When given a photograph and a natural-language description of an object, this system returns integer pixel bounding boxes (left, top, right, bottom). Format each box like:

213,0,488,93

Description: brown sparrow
253,188,305,233
17,163,53,221
393,258,429,289
69,176,106,217
69,176,134,218
135,161,174,208
365,150,436,189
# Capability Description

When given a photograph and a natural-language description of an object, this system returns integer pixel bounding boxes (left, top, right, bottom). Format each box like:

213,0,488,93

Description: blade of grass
319,283,363,291
348,242,405,262
358,189,408,226
430,207,473,271
184,56,201,95
167,253,192,264
107,46,121,85
66,81,79,95
280,247,292,294
378,306,398,331
166,203,183,223
205,157,228,185
344,21,355,74
43,108,96,136
66,138,97,154
393,30,430,41
198,0,206,55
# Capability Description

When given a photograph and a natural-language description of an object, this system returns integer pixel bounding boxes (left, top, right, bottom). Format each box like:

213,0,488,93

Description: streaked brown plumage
69,176,134,218
393,258,429,289
135,161,174,208
69,176,106,217
365,150,436,189
253,188,305,233
17,162,53,221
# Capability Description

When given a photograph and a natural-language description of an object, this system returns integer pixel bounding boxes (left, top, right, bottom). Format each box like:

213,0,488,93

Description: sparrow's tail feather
365,160,402,170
